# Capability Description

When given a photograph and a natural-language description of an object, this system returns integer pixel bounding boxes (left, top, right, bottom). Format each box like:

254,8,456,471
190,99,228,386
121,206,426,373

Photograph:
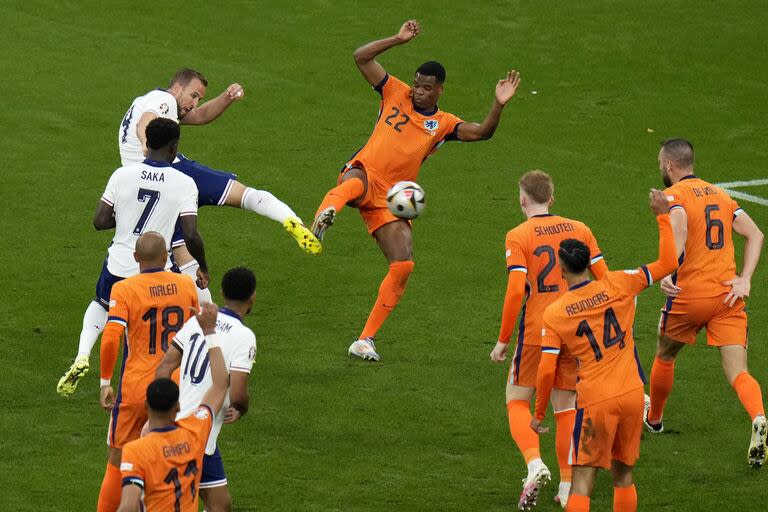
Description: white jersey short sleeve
174,309,257,455
118,89,179,166
103,161,198,277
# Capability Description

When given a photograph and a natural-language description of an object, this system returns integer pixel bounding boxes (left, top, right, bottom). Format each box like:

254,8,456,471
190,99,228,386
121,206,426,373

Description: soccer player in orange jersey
310,20,521,361
645,139,767,467
117,302,228,512
489,171,608,510
531,190,678,512
97,232,200,512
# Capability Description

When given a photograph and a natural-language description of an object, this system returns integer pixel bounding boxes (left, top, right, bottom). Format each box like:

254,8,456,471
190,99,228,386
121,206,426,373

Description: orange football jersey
121,405,213,512
665,176,742,298
107,269,199,404
348,74,463,185
504,214,604,345
539,270,651,408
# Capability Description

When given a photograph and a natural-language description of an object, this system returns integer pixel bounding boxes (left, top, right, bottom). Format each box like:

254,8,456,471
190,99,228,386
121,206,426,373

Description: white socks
558,482,571,505
77,301,108,357
178,260,213,304
241,187,299,224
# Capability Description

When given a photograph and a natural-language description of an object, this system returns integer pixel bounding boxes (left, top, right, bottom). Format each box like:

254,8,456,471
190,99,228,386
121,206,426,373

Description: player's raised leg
719,344,767,467
348,219,414,361
645,335,685,432
311,168,367,242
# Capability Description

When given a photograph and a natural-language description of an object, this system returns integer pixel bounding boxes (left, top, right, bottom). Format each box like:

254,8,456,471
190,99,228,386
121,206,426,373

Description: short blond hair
519,170,554,204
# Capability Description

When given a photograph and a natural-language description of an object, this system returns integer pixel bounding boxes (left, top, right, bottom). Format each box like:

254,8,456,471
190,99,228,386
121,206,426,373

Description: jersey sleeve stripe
641,265,653,286
122,477,144,489
107,316,127,327
734,208,744,218
179,211,197,217
669,205,685,211
229,366,252,373
507,265,528,273
101,197,114,207
590,253,604,265
541,346,560,355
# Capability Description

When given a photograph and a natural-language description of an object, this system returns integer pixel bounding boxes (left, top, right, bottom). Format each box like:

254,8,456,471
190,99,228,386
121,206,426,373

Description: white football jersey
101,161,198,277
118,89,179,166
174,308,257,455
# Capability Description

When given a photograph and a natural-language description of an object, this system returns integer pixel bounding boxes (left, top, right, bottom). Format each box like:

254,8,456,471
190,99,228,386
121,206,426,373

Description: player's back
543,271,647,408
174,308,257,454
665,176,741,298
103,161,198,277
505,214,603,345
118,89,179,166
353,75,463,184
111,271,199,404
121,406,212,512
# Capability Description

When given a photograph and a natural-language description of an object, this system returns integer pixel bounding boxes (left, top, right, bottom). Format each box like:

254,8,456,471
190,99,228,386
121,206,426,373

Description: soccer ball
386,181,426,220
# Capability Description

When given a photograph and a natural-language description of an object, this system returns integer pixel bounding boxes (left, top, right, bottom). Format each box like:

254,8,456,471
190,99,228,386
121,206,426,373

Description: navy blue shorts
173,153,237,207
94,259,125,310
200,445,228,489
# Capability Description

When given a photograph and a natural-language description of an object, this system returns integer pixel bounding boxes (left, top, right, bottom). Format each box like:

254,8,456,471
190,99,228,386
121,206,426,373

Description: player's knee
390,260,414,287
655,336,683,361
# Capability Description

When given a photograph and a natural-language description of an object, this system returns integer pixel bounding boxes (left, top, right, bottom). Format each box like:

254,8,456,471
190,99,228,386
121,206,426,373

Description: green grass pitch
1,1,766,510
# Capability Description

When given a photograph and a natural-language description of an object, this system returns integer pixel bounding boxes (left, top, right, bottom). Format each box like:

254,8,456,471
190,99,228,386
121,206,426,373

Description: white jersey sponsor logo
119,89,179,166
174,311,257,455
101,161,198,277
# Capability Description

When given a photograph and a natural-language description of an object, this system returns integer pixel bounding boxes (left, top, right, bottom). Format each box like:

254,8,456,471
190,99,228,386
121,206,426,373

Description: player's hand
649,189,670,215
723,275,750,306
396,20,420,43
195,302,219,335
490,341,509,363
495,70,521,106
225,83,244,101
196,268,210,290
100,385,115,411
660,276,682,298
530,417,549,434
223,406,242,424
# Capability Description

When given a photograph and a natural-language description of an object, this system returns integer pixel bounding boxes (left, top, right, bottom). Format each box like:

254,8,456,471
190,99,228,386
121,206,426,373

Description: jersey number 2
384,107,410,132
133,188,161,235
575,307,625,361
534,245,560,293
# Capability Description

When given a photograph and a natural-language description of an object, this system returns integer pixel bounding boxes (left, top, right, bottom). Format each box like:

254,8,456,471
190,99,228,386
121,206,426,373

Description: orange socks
565,494,590,511
554,409,575,482
732,371,765,420
97,462,122,512
359,261,414,339
315,177,365,218
648,357,675,424
613,485,637,512
506,400,540,463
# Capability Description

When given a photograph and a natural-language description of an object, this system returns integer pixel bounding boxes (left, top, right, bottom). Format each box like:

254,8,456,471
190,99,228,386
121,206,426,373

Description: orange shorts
107,401,147,449
658,294,748,346
509,343,576,391
341,162,405,235
571,387,644,469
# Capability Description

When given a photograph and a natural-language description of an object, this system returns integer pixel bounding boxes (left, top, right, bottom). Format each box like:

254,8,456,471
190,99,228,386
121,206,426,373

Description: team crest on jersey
159,103,169,115
424,119,439,134
195,407,210,420
248,346,256,361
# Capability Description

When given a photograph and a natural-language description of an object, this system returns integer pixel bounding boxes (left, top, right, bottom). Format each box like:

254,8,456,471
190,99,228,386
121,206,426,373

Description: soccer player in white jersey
57,118,209,396
118,68,320,289
155,267,257,512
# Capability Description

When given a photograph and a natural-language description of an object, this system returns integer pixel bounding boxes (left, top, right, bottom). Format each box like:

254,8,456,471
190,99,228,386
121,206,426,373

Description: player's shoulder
139,88,176,106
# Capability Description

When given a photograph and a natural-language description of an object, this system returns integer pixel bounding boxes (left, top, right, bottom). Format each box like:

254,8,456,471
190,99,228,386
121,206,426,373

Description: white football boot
748,414,767,468
643,393,664,433
348,337,380,362
311,206,336,242
518,460,551,510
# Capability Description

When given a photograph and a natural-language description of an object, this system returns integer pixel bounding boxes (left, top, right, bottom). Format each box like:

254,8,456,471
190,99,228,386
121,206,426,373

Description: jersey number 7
133,188,161,235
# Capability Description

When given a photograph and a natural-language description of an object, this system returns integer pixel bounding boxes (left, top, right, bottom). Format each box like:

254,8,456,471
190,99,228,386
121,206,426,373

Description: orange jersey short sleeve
664,177,741,298
541,274,646,408
349,74,464,185
502,215,605,346
111,270,199,405
121,405,213,512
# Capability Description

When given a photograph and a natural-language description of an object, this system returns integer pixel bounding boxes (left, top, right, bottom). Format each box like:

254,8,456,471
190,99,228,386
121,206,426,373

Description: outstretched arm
181,84,244,125
93,200,116,230
725,212,764,306
353,20,420,87
456,71,521,142
643,190,678,283
180,215,209,289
